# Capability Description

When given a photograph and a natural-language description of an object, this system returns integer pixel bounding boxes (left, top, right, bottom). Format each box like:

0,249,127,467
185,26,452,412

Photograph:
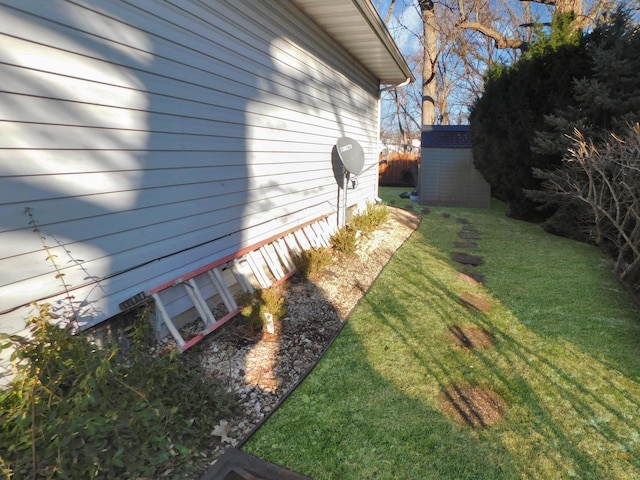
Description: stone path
440,216,506,427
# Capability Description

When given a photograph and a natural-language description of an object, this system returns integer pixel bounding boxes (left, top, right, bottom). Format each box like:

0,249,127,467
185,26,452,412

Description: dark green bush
472,7,640,224
531,8,640,240
470,15,590,220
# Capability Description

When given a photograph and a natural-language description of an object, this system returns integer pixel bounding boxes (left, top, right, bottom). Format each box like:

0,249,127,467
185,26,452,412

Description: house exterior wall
0,0,382,340
419,147,491,208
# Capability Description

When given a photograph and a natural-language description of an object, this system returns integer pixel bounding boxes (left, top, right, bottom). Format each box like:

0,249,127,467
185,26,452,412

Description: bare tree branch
456,0,528,50
456,19,528,49
535,125,640,288
384,0,397,24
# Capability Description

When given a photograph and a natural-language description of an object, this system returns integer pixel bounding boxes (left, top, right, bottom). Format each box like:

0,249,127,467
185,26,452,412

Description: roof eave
351,0,415,85
292,0,415,86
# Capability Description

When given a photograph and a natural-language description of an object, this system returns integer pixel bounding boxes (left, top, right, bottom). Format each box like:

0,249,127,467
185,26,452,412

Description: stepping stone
448,324,495,349
459,291,493,312
461,270,486,284
461,224,479,232
451,252,484,266
457,272,482,286
442,212,451,218
456,217,469,224
458,231,482,239
454,241,478,249
440,384,506,427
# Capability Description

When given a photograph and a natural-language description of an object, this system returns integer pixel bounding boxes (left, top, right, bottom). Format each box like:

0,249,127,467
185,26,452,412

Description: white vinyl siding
0,0,382,336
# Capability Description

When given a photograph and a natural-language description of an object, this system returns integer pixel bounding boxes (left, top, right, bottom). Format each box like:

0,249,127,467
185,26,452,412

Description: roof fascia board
293,0,415,86
351,0,415,84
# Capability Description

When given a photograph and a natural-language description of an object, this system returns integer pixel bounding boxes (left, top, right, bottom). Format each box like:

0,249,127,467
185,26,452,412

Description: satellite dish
336,137,364,176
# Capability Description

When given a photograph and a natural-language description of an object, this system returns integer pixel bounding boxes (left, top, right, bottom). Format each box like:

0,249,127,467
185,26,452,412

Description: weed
24,207,77,322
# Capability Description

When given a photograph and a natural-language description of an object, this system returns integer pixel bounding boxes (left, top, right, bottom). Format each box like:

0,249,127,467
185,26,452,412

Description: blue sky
374,0,561,52
375,0,423,54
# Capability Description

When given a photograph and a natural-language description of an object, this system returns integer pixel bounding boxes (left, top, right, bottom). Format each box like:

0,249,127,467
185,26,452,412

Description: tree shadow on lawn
243,321,519,480
471,311,640,470
360,262,640,479
478,232,640,382
244,212,640,479
245,246,640,480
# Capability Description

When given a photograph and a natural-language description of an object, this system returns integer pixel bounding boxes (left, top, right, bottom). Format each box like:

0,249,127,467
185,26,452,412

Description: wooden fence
378,152,419,187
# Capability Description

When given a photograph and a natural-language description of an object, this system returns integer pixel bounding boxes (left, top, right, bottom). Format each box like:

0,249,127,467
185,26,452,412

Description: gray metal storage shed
419,125,490,208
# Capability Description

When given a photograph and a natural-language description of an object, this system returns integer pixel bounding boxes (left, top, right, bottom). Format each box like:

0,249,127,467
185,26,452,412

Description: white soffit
292,0,414,86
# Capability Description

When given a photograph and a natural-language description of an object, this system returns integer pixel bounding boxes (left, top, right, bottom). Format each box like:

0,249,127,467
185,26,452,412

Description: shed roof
422,125,471,148
292,0,414,85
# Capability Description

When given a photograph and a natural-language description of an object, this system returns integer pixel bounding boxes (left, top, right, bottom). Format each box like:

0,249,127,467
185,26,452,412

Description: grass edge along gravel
243,197,640,480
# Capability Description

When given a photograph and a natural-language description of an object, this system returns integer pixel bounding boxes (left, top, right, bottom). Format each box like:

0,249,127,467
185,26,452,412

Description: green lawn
244,195,640,479
377,186,420,211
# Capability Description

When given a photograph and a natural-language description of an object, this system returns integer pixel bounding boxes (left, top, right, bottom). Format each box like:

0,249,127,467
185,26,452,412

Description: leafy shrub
290,205,389,278
0,304,237,479
292,247,333,279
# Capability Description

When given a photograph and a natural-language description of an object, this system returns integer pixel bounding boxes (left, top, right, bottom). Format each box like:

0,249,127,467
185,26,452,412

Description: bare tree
419,0,438,126
378,0,620,136
456,0,618,51
418,0,513,124
384,0,398,23
533,125,640,289
456,0,529,49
